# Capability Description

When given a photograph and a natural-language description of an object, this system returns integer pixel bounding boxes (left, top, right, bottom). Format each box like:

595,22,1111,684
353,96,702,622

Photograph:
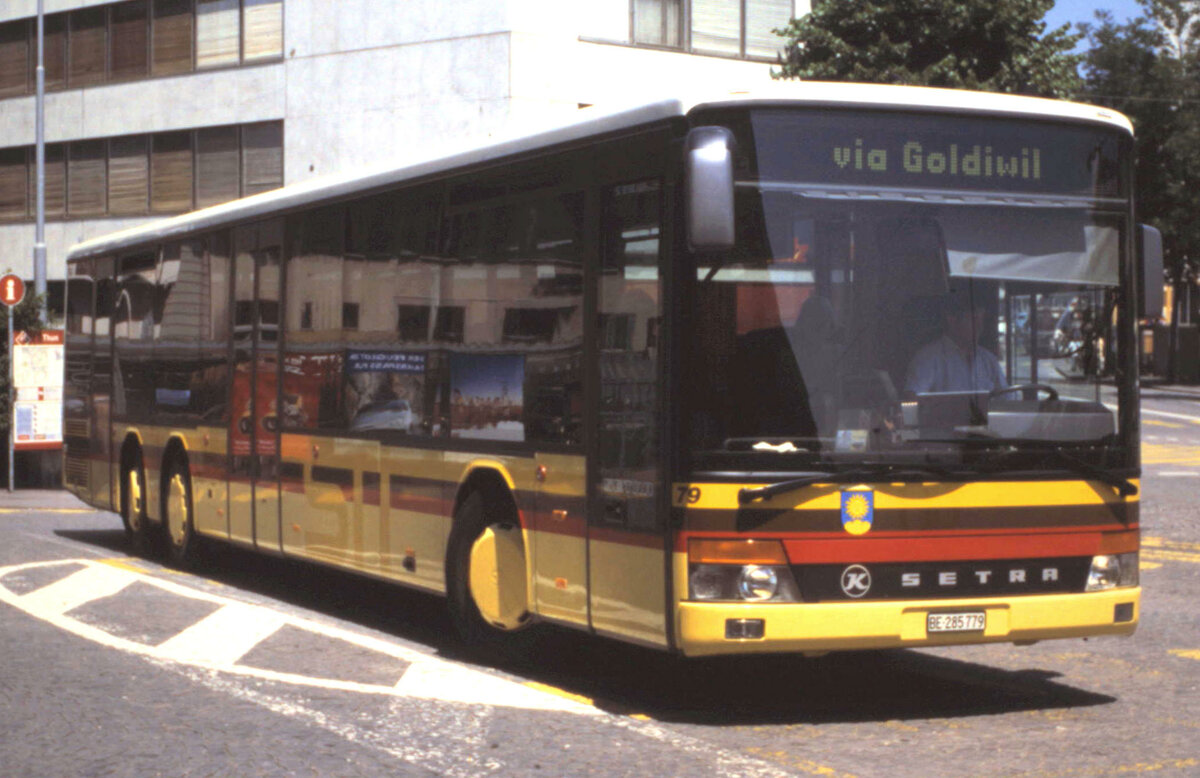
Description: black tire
445,491,538,662
162,455,201,569
120,458,153,556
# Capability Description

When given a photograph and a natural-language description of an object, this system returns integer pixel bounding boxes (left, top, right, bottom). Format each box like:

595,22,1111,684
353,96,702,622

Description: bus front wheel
121,458,153,555
446,490,536,660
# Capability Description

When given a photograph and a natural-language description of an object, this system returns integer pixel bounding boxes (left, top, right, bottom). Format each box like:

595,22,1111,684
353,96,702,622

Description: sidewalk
1140,379,1200,399
0,489,90,510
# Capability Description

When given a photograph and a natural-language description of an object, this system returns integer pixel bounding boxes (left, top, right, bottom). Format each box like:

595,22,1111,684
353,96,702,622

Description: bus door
229,221,284,551
532,452,589,628
587,179,669,648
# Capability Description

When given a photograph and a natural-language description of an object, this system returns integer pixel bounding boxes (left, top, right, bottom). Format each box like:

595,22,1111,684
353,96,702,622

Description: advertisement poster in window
449,353,525,441
344,351,426,434
230,353,337,455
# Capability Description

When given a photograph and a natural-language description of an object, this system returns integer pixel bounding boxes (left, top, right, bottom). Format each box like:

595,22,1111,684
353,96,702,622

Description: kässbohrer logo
840,564,872,598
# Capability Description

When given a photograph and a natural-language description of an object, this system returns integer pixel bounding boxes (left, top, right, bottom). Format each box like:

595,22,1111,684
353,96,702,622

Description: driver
904,292,1008,394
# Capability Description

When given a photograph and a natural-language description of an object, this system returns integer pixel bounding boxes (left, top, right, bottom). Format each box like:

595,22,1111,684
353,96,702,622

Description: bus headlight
687,538,801,601
688,564,800,602
737,565,778,601
1086,552,1139,591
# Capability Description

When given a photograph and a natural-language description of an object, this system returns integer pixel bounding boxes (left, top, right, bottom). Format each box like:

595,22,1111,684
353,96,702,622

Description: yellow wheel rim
126,470,142,531
167,473,189,547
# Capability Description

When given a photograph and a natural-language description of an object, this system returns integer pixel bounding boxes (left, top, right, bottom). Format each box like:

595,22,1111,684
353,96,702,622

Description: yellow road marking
1143,420,1184,428
1142,549,1200,565
96,557,146,574
1169,649,1200,661
1140,561,1163,571
520,681,657,720
1144,537,1200,552
1007,758,1199,777
1141,444,1200,465
522,681,595,708
744,747,858,778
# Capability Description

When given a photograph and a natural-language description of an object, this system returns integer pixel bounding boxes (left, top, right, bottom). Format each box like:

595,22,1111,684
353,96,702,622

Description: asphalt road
1,389,1197,777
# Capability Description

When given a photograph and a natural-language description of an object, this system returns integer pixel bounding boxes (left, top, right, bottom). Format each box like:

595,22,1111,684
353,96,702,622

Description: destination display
727,109,1128,198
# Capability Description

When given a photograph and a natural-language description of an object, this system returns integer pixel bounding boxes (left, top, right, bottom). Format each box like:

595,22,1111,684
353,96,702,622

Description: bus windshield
687,109,1132,472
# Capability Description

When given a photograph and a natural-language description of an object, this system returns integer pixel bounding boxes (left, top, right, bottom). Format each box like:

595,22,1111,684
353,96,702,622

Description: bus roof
65,82,1132,264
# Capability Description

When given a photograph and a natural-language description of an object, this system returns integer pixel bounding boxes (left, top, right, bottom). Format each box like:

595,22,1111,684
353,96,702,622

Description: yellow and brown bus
63,84,1161,657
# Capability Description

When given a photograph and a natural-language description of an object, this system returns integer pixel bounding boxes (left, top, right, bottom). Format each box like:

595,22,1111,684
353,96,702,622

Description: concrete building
0,0,808,296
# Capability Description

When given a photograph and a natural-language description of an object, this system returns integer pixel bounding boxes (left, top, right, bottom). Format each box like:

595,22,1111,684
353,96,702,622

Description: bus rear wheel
446,490,537,661
162,456,200,569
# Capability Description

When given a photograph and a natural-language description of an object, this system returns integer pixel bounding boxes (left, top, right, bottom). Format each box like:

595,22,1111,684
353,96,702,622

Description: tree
1080,2,1200,365
773,0,1083,98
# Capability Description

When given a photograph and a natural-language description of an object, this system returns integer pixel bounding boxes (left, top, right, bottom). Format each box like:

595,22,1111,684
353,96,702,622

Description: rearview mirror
1138,224,1164,320
685,126,736,253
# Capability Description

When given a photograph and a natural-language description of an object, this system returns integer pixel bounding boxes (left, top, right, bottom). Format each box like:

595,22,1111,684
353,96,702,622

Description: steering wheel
990,383,1059,401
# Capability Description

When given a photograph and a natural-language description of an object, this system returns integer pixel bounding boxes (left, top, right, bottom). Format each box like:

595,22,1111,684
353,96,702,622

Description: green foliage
1080,4,1200,285
0,292,46,437
773,0,1083,98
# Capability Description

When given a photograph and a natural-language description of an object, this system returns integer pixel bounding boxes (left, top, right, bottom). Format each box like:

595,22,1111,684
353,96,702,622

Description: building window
634,0,682,47
0,0,284,102
152,0,195,76
397,305,430,342
196,0,240,69
631,0,793,60
110,1,150,82
433,306,464,343
0,120,282,223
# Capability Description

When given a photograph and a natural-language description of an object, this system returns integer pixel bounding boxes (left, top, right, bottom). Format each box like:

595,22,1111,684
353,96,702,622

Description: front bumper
676,587,1139,657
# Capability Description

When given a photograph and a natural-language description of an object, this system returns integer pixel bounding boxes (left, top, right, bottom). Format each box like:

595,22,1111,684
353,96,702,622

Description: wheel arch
452,463,522,530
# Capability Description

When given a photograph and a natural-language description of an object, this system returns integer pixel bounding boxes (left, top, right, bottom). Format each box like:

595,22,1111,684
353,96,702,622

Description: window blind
243,0,282,62
44,15,67,90
634,0,682,47
151,131,194,213
68,140,108,216
745,0,792,59
109,135,150,215
196,0,240,69
110,1,149,82
0,147,27,220
42,144,66,217
196,125,240,207
241,122,283,196
0,21,28,98
152,0,194,76
692,0,741,56
68,7,108,87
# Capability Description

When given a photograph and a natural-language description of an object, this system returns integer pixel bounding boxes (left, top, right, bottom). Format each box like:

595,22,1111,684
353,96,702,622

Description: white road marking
19,561,132,615
1141,407,1200,424
156,602,287,666
0,558,595,715
1158,471,1200,477
0,558,830,777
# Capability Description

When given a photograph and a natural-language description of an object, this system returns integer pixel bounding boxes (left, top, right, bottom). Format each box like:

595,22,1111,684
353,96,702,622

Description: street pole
7,304,13,492
34,0,47,325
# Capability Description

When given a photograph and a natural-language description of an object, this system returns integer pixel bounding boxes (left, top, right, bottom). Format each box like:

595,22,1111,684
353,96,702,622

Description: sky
1043,0,1146,32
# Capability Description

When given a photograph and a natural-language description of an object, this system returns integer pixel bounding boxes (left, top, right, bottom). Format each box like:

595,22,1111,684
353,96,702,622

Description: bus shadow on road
57,527,1117,726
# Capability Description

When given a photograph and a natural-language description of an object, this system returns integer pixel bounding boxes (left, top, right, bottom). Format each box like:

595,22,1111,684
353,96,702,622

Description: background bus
63,84,1161,658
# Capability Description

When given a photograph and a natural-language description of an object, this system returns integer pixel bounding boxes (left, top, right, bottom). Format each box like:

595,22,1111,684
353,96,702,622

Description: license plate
927,611,986,633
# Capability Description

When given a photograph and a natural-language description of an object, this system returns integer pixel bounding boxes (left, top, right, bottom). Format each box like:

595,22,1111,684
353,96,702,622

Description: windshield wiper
912,437,1137,497
737,464,956,505
1044,447,1137,497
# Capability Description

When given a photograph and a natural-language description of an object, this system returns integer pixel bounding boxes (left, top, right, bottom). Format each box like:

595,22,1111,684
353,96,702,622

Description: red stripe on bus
780,530,1139,564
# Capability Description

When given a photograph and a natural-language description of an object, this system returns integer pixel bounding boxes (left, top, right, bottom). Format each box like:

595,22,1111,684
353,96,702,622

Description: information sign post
1,274,26,491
